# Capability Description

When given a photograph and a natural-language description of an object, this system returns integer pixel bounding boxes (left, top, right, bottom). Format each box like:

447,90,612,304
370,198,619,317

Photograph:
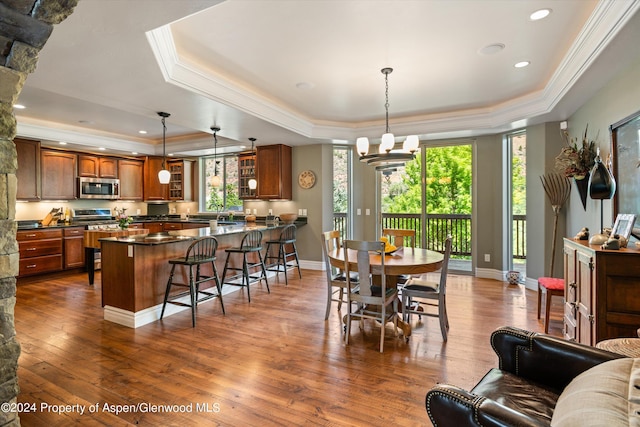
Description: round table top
328,246,444,276
596,338,640,357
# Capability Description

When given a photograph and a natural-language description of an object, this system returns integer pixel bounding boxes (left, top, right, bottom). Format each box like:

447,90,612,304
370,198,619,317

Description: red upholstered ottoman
537,277,565,333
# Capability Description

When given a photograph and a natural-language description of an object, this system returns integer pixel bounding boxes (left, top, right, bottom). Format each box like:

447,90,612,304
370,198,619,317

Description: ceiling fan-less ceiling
356,68,419,170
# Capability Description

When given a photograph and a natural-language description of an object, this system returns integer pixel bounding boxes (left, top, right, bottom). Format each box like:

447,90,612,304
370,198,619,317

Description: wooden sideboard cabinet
563,238,640,346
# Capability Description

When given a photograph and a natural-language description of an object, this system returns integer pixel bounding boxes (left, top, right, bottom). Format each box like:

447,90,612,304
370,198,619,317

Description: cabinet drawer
19,255,63,276
163,223,183,231
17,228,63,241
63,227,84,237
19,239,63,258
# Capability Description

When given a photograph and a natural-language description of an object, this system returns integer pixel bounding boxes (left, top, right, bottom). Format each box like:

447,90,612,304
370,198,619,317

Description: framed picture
610,109,640,239
611,214,637,241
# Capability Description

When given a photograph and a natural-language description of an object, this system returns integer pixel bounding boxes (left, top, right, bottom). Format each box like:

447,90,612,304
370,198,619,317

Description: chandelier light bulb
248,178,257,190
403,135,419,153
356,137,369,156
380,133,395,153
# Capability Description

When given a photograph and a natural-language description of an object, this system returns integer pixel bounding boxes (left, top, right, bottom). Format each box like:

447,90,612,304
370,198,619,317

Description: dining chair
321,230,350,320
382,228,416,284
160,236,225,327
344,239,399,353
382,228,416,249
401,236,452,341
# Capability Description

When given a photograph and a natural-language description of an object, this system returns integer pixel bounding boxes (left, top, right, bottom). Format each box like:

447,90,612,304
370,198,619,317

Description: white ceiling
14,0,640,157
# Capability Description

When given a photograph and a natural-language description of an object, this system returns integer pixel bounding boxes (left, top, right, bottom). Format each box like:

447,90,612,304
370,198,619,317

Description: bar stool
160,236,225,327
264,224,302,286
221,229,269,302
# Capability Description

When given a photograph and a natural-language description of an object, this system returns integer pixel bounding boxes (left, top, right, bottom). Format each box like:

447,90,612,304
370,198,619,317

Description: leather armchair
425,326,624,427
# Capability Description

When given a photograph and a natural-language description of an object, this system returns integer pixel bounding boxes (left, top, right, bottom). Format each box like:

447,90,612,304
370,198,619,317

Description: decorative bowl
279,213,298,224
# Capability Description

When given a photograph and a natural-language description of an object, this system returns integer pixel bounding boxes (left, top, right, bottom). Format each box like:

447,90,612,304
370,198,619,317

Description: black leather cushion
471,368,559,425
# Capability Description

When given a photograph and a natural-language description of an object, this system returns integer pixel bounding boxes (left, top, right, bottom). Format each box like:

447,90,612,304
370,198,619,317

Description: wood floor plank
14,269,559,426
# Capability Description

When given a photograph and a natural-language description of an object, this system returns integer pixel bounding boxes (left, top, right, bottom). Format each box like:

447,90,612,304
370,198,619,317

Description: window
202,155,242,212
333,147,349,237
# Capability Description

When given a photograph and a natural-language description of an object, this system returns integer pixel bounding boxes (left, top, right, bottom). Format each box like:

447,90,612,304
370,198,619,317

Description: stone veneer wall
0,1,76,425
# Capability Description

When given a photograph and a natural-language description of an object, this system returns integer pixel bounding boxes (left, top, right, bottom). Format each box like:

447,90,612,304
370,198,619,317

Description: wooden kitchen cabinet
563,238,640,345
17,228,63,277
118,159,144,200
256,144,291,200
143,156,168,201
78,155,118,178
14,138,41,201
238,152,257,199
41,149,77,200
63,227,85,269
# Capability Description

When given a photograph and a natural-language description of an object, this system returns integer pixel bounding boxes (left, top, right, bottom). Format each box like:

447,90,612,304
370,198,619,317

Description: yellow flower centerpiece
380,236,397,254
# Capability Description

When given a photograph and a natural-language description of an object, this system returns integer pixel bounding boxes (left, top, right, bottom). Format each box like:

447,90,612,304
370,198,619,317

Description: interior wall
565,54,640,237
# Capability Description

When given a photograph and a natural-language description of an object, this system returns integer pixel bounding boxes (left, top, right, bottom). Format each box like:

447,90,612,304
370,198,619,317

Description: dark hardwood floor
14,269,562,426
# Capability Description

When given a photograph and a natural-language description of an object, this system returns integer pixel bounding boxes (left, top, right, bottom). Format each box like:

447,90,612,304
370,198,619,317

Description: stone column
0,1,77,425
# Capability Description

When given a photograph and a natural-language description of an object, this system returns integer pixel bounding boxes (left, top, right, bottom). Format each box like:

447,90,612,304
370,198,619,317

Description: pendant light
210,126,222,188
157,112,171,184
248,137,257,190
357,68,418,168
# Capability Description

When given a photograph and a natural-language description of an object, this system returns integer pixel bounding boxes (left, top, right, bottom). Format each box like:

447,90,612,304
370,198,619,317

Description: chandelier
210,126,222,188
356,68,419,169
157,111,171,184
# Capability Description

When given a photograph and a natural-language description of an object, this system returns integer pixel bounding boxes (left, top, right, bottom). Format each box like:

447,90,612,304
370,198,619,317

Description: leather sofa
425,326,633,426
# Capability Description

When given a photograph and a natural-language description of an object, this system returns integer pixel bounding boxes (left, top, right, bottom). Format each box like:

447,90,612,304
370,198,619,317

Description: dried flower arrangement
555,125,598,180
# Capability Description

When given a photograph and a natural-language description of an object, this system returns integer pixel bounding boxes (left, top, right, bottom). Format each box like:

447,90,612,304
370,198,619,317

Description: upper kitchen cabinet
118,159,144,200
78,155,118,178
143,156,168,201
168,159,194,201
41,149,77,200
238,152,257,199
14,138,41,201
256,144,292,200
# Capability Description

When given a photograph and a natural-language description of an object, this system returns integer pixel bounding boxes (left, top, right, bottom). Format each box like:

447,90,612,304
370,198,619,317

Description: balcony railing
332,212,526,259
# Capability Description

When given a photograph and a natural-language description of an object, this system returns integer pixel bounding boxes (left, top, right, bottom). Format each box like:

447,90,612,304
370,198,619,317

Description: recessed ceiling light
296,82,315,90
514,61,530,68
138,130,147,134
13,104,26,109
478,43,505,55
59,141,67,145
98,147,106,151
530,9,551,21
132,152,138,155
78,120,94,124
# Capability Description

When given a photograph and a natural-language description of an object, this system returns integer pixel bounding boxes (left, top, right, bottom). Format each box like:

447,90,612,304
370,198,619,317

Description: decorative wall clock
298,170,316,189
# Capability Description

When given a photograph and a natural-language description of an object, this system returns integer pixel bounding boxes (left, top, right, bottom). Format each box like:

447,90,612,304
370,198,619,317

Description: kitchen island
99,223,289,328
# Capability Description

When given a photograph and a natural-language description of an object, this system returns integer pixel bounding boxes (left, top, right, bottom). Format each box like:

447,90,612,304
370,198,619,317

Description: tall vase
574,173,589,211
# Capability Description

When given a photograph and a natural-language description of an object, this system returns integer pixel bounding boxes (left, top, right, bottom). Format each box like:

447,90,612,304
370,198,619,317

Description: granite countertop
98,223,284,245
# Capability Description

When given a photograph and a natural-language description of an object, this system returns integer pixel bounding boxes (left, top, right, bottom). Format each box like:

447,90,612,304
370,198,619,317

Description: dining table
327,245,444,337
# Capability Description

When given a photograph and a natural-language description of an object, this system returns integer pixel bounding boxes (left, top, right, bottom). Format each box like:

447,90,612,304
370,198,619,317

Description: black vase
574,174,589,211
588,159,616,200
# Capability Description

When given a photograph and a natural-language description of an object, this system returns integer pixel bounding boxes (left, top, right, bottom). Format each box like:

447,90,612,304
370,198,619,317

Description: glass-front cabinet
238,152,256,199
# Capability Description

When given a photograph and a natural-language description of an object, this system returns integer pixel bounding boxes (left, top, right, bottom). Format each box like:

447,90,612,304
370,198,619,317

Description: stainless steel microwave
78,177,120,200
